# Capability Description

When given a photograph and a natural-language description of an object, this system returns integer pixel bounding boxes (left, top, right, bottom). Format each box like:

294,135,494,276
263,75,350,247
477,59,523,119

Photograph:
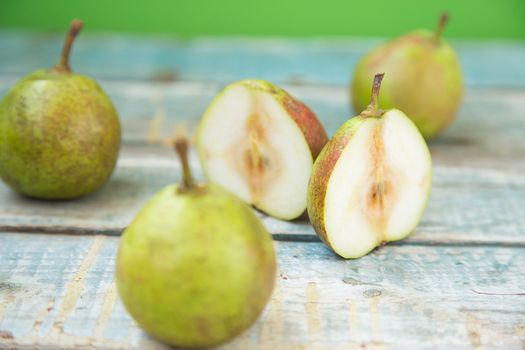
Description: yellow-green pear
116,138,277,349
352,13,463,139
0,19,121,199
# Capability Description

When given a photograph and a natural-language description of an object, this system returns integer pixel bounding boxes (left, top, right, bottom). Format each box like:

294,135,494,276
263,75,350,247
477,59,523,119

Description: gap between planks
2,226,525,249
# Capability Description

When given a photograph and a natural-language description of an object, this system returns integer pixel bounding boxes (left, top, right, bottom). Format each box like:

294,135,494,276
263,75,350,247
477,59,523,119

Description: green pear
116,138,277,349
0,20,121,199
351,13,463,139
308,73,432,259
196,79,328,220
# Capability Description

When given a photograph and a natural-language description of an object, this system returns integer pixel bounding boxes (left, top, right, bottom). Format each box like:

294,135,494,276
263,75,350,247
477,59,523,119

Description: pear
308,73,432,259
0,19,121,199
196,79,328,220
116,138,277,349
351,13,463,139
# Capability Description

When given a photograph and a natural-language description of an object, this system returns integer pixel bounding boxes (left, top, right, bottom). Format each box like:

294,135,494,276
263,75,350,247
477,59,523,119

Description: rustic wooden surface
0,31,524,349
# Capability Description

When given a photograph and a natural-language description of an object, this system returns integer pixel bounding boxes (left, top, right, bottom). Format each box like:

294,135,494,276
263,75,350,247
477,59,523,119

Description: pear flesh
116,140,276,349
308,74,432,259
197,80,328,220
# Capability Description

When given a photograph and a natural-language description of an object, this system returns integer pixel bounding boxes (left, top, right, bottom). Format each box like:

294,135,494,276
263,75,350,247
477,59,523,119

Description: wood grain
1,159,524,244
0,233,524,350
1,33,524,349
0,81,523,243
1,78,523,171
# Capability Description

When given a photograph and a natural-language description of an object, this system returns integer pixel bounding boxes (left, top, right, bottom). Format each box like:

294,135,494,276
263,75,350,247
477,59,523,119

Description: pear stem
55,19,84,73
360,73,385,118
369,73,384,109
435,12,449,41
174,137,195,191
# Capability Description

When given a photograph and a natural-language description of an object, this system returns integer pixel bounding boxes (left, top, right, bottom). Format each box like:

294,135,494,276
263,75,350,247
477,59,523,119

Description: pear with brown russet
308,73,432,259
0,19,121,199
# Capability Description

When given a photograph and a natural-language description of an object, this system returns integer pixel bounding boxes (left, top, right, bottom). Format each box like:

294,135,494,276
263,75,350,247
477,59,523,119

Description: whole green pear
0,20,121,199
351,13,463,139
116,139,277,349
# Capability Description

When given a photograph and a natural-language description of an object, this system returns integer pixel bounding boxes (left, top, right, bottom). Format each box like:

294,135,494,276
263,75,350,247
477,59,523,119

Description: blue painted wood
0,31,524,88
0,82,523,243
0,162,524,244
0,33,524,349
0,233,524,349
1,79,523,171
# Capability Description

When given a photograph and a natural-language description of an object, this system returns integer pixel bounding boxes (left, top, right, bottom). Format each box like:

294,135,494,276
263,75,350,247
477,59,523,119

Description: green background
1,0,524,39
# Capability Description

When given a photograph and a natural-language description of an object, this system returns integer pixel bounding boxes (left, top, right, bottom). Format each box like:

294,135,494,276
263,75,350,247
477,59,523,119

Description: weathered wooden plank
0,33,523,350
0,81,524,243
1,78,523,173
1,32,525,88
114,85,524,173
0,232,523,349
1,152,524,244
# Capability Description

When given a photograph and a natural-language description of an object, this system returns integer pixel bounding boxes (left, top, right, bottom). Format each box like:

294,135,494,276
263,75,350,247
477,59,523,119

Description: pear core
308,109,432,259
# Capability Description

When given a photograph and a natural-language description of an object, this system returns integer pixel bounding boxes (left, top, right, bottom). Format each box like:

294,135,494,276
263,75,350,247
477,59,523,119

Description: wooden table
0,32,524,349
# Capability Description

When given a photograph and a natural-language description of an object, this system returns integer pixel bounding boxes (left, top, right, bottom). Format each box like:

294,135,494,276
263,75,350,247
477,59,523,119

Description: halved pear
308,73,432,259
197,80,328,220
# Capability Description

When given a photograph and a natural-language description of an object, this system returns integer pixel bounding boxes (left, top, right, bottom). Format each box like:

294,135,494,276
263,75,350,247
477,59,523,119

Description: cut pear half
308,73,432,259
325,110,431,258
197,80,328,220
